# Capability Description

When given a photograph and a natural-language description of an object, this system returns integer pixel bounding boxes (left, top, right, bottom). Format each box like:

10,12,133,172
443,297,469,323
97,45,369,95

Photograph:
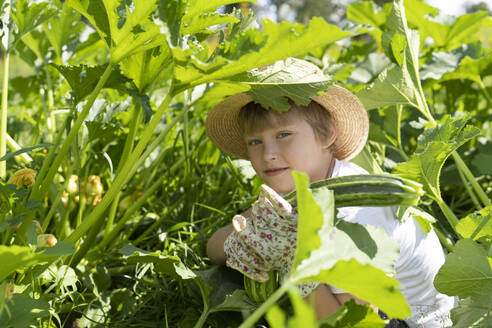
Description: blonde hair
238,100,334,144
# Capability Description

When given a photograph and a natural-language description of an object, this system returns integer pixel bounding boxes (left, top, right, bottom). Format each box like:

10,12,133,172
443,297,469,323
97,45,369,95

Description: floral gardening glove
224,184,318,297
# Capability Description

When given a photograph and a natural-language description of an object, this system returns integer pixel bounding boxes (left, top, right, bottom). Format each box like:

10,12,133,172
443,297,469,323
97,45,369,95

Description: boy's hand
224,184,318,296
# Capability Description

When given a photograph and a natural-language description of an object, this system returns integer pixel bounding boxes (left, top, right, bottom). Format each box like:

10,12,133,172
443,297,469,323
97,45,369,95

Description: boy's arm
206,208,252,264
206,224,233,264
304,286,377,320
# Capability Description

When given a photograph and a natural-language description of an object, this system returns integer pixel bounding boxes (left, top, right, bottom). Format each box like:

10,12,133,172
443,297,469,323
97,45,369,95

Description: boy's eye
247,139,262,146
277,132,291,138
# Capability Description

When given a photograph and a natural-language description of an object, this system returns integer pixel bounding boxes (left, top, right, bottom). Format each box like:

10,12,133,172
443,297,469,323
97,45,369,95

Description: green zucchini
284,174,423,208
244,270,278,303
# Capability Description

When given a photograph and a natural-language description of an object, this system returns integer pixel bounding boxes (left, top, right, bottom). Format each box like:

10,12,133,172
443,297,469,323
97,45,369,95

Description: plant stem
32,63,115,201
436,198,459,231
239,280,291,328
103,179,165,249
6,133,32,163
131,199,182,246
42,166,73,232
478,79,492,106
44,63,56,141
452,152,491,207
122,105,190,187
0,52,9,179
456,162,482,210
433,226,454,252
193,279,211,328
31,114,69,197
65,88,175,243
103,103,141,240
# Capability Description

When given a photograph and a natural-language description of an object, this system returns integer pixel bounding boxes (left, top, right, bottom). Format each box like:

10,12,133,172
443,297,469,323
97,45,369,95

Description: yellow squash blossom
8,168,36,188
37,234,58,247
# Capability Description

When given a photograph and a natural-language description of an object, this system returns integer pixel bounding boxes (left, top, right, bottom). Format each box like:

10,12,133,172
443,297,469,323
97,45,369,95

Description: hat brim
205,85,368,161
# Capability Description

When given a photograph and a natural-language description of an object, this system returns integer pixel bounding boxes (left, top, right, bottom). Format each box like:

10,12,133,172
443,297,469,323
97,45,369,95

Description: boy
205,58,454,327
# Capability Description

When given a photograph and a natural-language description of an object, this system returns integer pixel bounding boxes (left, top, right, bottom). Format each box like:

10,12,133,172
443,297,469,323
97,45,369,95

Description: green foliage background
0,0,490,327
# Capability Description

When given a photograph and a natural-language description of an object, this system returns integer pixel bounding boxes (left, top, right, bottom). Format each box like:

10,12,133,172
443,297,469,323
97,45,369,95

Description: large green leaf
193,82,251,110
456,206,492,241
0,294,50,328
229,57,333,112
393,115,480,200
0,245,41,282
346,1,390,47
415,10,489,51
289,172,409,318
67,0,167,63
450,295,492,328
42,1,84,63
120,44,173,93
436,53,492,85
434,239,492,298
181,12,239,35
285,287,318,328
291,172,326,269
9,0,58,51
0,244,75,283
183,0,253,20
356,62,419,110
173,17,357,91
120,244,196,280
52,64,131,103
347,53,391,84
319,299,386,328
419,43,483,80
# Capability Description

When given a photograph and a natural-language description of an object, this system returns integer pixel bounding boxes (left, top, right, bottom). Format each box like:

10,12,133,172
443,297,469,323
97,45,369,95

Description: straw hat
205,59,369,161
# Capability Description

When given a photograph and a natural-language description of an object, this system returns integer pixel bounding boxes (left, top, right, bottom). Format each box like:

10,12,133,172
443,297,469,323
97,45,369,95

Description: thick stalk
69,209,106,267
456,162,482,210
433,226,454,252
65,89,175,243
0,52,9,178
44,63,56,141
123,106,190,185
103,103,141,238
32,63,115,200
452,152,491,207
478,79,492,105
42,166,73,232
31,114,69,196
436,198,459,231
238,280,291,328
6,133,32,163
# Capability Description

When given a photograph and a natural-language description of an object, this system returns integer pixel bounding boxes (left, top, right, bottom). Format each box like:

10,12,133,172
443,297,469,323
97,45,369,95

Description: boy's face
244,113,335,193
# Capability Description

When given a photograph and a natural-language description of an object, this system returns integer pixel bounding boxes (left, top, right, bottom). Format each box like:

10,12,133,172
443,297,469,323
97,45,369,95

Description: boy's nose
263,142,278,161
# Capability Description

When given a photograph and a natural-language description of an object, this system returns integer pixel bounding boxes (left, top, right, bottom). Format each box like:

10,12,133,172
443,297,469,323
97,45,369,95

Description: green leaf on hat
230,58,333,112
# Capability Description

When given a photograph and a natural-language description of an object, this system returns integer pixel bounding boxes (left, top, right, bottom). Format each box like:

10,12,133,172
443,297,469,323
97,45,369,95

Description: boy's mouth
264,167,288,176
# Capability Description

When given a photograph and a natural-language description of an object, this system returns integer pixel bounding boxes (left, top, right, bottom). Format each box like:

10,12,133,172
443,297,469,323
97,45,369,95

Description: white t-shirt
329,160,455,328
